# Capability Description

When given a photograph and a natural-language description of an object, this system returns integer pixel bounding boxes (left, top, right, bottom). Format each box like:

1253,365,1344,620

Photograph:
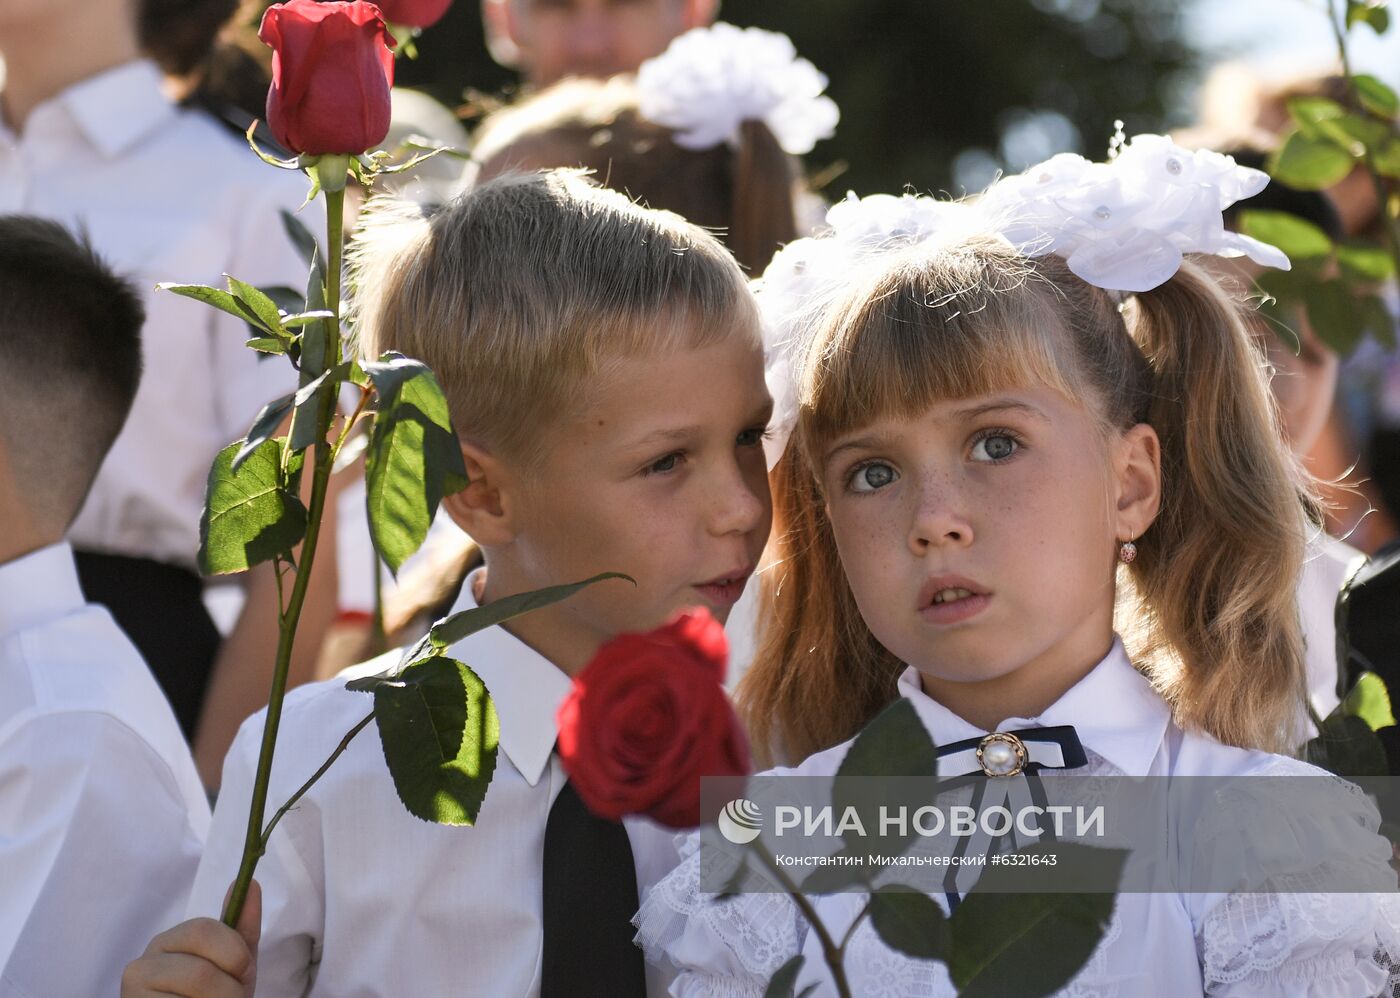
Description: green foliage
351,572,633,689
1353,74,1400,118
1347,0,1391,33
1238,210,1334,260
764,956,813,998
1269,130,1357,190
362,353,470,574
1306,710,1390,776
1346,671,1397,730
367,655,499,825
198,438,307,575
233,393,296,472
869,886,950,961
832,699,938,860
950,843,1128,998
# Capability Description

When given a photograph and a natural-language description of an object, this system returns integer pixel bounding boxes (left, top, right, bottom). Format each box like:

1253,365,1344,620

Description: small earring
1118,537,1137,564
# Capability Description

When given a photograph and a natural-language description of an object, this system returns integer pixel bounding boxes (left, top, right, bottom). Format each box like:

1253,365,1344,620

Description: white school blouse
0,60,313,570
636,637,1400,997
189,570,682,997
0,542,210,997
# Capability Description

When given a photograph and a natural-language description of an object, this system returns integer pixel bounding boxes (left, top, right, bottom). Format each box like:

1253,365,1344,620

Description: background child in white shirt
0,0,333,776
637,156,1400,993
0,215,210,997
122,169,773,998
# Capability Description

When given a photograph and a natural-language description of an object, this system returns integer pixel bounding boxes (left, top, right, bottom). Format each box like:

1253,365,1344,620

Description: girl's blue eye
849,461,898,493
971,432,1019,463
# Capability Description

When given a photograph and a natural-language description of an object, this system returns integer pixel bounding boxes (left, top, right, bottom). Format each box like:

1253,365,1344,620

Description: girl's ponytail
1123,259,1316,753
737,448,904,766
730,120,800,276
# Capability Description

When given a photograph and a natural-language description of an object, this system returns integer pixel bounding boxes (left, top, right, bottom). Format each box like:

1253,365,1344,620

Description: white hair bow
757,134,1292,469
636,22,839,156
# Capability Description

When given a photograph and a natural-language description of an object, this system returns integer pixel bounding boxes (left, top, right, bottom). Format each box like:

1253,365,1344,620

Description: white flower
636,23,839,155
980,134,1289,291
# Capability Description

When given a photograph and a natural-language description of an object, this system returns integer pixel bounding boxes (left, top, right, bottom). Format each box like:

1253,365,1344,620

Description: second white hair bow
636,22,839,155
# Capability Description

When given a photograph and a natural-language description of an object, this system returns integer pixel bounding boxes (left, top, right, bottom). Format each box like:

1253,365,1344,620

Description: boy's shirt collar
0,540,86,640
438,568,574,788
894,634,1172,776
2,59,173,158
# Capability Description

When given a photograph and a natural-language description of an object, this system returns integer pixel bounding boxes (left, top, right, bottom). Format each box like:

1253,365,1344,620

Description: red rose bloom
374,0,454,28
557,609,751,829
259,0,395,156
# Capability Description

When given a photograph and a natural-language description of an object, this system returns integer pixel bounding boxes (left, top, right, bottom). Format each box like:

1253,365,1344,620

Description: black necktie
541,777,647,998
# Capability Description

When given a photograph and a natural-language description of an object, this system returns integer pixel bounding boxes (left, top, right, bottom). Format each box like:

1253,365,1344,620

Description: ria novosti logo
718,799,763,844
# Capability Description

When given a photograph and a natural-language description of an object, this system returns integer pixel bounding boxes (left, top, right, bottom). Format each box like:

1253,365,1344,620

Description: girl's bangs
801,248,1082,452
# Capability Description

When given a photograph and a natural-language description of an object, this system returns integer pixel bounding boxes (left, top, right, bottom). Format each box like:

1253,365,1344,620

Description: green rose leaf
950,842,1127,998
370,655,499,825
298,245,331,383
245,336,288,356
763,955,810,998
1345,672,1397,731
157,283,257,325
287,363,351,454
1269,131,1357,190
233,393,296,472
1304,710,1389,777
869,885,950,961
198,438,307,575
1347,0,1391,34
363,353,470,574
1237,210,1334,261
374,571,634,671
280,310,336,329
832,698,938,858
226,277,286,336
1354,74,1400,119
800,854,869,894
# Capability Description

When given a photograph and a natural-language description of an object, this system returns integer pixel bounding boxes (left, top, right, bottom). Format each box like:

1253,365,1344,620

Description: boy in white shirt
122,169,772,998
0,215,211,997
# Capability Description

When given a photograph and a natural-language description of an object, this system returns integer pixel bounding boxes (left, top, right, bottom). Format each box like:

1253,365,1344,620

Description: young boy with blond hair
123,169,772,997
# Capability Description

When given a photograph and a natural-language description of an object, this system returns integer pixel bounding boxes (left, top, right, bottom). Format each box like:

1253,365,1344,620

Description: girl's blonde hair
739,236,1317,765
471,76,802,275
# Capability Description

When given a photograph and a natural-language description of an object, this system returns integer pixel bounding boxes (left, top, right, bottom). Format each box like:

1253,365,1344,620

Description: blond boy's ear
442,440,518,546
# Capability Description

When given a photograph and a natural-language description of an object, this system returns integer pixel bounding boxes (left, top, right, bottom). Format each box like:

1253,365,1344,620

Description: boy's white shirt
638,636,1400,997
0,541,210,996
190,569,682,997
0,59,313,570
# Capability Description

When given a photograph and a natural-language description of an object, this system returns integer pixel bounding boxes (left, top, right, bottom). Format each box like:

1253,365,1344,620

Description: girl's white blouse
634,637,1400,997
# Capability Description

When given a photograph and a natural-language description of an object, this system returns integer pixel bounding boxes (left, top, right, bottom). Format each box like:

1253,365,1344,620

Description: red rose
374,0,453,28
557,609,751,829
259,0,395,156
